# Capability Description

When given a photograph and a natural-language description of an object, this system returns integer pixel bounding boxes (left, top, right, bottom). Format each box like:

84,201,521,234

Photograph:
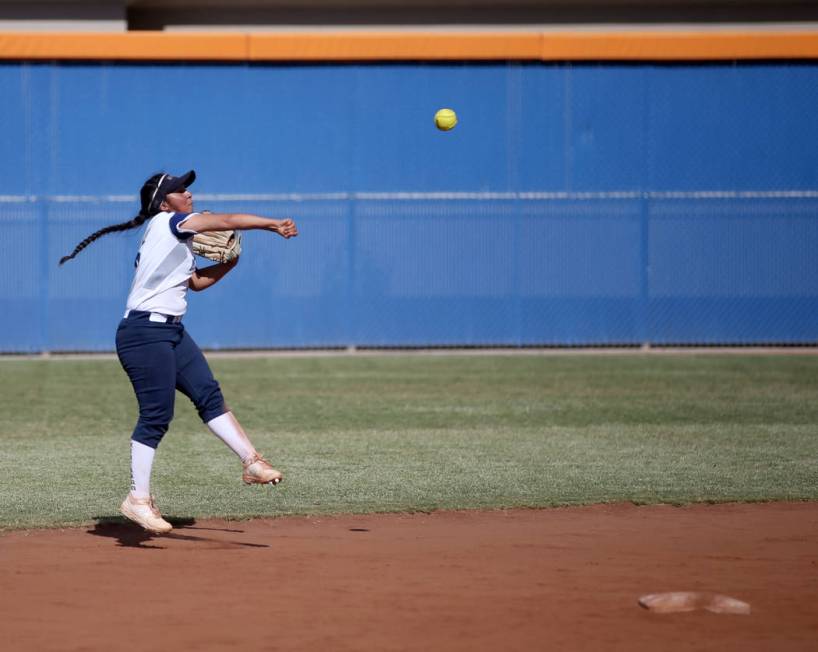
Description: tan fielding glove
191,230,243,263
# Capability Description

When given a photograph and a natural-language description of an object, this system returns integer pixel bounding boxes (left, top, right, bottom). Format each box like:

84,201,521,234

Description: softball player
60,170,298,534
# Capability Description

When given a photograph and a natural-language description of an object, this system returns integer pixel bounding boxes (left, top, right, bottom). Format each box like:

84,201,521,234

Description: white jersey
124,211,199,317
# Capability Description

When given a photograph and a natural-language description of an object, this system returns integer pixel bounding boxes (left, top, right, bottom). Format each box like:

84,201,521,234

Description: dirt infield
2,502,816,651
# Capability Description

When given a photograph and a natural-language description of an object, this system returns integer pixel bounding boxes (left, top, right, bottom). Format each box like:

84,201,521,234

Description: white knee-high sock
207,412,256,463
130,440,156,499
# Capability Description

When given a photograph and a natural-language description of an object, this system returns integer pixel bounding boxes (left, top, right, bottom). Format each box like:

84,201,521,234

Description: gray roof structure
0,0,816,32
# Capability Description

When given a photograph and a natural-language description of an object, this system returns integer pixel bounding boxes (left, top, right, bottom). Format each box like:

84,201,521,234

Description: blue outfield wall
1,61,817,351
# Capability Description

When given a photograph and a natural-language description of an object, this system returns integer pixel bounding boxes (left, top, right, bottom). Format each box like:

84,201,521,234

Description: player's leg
115,317,178,533
173,327,283,485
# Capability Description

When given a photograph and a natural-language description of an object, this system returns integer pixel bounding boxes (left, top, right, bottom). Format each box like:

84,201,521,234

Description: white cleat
120,493,172,534
242,452,283,486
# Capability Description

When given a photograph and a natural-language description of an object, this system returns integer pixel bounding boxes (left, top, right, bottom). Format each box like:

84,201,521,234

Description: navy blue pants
115,311,226,449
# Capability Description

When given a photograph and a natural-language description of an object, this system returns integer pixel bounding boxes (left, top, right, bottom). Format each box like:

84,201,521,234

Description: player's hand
273,218,298,239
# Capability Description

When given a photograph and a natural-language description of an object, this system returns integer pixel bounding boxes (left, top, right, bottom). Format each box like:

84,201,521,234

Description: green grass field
1,353,816,530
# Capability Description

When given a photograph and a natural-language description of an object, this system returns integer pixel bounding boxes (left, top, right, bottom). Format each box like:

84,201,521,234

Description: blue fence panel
648,197,818,344
0,203,42,351
647,65,818,190
519,198,644,345
0,66,30,194
0,61,816,351
350,199,520,345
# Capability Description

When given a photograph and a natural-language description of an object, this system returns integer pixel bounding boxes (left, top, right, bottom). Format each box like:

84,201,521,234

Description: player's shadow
88,516,270,549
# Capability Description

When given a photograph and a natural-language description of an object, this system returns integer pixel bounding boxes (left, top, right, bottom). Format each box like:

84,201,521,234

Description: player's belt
124,310,183,324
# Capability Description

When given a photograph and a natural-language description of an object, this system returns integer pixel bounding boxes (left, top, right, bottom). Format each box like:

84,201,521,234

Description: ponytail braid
58,213,151,265
58,172,165,265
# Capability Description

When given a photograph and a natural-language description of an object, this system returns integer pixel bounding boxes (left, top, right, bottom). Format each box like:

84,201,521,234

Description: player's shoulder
144,211,200,242
169,211,200,240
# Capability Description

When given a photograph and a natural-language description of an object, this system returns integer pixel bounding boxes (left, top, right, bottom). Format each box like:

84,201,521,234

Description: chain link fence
2,192,818,351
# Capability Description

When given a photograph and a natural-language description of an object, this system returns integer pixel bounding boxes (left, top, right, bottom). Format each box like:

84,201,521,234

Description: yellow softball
434,108,458,131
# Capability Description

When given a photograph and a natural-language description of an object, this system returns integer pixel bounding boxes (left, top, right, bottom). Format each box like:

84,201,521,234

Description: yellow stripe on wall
0,30,817,62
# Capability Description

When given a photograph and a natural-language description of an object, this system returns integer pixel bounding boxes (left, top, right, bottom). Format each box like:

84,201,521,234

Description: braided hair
58,173,166,265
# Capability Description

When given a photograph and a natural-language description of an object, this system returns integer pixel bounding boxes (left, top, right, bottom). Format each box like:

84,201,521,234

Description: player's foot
242,452,283,486
120,493,173,534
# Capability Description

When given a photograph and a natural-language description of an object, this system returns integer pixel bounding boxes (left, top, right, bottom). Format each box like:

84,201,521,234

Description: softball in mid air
434,108,458,131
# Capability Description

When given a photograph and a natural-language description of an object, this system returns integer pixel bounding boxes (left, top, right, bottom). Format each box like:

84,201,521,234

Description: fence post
513,195,523,347
346,193,357,349
38,197,50,353
639,193,650,347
